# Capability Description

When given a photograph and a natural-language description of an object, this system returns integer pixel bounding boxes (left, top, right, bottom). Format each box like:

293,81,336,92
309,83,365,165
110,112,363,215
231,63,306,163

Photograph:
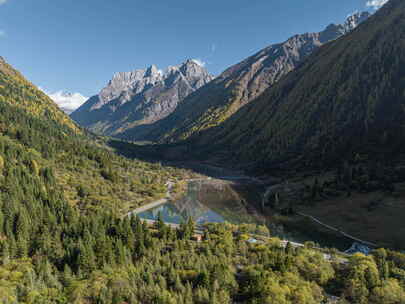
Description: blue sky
0,0,385,98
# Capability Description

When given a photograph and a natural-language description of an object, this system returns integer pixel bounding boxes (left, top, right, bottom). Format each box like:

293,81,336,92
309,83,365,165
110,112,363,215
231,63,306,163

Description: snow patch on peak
344,11,370,32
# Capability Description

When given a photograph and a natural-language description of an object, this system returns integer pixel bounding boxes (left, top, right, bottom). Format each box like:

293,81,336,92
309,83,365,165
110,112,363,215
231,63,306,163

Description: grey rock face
216,11,371,105
71,60,213,136
344,11,370,32
72,12,370,141
119,12,371,143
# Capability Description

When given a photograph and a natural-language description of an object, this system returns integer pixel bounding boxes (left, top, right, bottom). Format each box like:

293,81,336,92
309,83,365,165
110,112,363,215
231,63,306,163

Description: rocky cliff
71,59,213,136
118,12,370,142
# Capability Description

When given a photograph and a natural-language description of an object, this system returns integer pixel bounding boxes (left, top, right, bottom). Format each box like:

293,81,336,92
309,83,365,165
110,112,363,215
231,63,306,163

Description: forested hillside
195,0,405,169
1,215,405,303
117,12,369,143
1,53,404,304
0,58,192,214
0,57,79,133
0,2,404,301
157,0,405,252
0,59,404,304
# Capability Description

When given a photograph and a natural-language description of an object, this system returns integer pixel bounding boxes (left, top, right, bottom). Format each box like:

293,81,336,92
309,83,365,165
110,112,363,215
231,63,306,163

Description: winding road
125,172,363,261
297,212,378,247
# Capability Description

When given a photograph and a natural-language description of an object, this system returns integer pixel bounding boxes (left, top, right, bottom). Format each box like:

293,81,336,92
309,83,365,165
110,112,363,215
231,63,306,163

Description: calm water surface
137,180,348,248
137,202,225,225
137,180,252,225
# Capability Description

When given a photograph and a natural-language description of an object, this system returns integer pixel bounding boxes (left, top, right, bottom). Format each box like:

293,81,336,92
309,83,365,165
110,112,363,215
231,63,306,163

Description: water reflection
137,202,225,225
137,180,351,250
137,203,185,224
137,181,247,225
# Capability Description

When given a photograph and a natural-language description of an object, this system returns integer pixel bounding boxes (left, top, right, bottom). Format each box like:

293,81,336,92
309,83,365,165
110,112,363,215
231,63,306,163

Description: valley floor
296,187,405,250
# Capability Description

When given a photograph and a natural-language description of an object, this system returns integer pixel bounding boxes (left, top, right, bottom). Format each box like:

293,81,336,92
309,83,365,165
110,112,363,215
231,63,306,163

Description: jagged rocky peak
125,10,372,144
165,60,211,77
0,56,6,64
96,59,212,106
111,69,145,84
344,11,371,32
319,24,346,43
316,11,370,43
321,11,371,40
71,59,213,134
95,65,164,109
145,64,160,77
179,59,213,89
179,59,205,75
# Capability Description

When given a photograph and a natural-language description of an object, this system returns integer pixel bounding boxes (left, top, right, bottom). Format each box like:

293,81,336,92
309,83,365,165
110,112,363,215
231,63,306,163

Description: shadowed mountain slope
189,0,405,169
118,12,370,142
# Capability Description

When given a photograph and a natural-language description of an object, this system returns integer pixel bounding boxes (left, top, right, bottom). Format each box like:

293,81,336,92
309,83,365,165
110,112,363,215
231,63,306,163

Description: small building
344,242,371,255
192,234,203,242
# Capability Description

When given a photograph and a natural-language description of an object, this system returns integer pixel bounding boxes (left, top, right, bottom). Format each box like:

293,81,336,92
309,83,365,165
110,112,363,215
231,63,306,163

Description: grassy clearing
296,184,405,250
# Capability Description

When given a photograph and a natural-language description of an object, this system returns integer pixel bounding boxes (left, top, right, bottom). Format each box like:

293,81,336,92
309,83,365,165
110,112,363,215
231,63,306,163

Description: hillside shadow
107,138,255,180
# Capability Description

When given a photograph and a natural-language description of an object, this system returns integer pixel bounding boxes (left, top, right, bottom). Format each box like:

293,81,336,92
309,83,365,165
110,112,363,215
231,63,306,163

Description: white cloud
366,0,388,9
40,88,88,114
0,0,7,5
191,58,206,67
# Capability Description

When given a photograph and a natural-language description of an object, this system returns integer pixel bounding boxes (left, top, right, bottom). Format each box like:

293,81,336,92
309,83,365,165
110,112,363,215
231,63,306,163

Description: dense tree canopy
0,5,404,301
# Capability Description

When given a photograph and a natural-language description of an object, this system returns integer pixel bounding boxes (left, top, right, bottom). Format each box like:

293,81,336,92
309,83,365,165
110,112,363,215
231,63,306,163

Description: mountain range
71,12,370,142
114,0,405,250
131,11,371,143
191,2,405,168
1,0,405,301
71,59,213,136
